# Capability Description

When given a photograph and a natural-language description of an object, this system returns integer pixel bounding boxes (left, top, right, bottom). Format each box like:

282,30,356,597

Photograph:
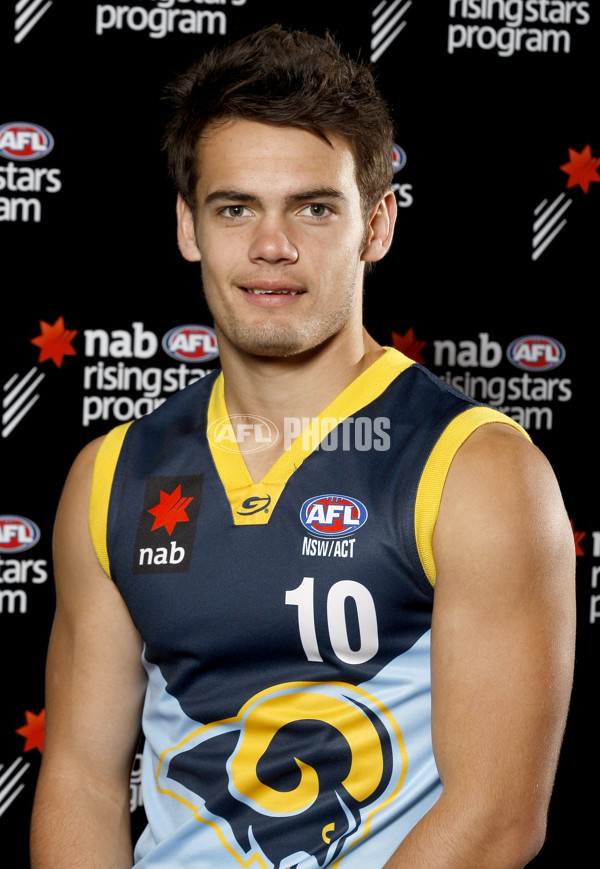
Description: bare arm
30,438,147,869
385,425,575,868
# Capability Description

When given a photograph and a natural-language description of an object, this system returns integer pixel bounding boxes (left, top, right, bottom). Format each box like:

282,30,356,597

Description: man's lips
243,288,302,295
238,281,306,306
239,280,306,295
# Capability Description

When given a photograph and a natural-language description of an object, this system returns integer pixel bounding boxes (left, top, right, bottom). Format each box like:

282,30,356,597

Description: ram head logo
156,681,407,867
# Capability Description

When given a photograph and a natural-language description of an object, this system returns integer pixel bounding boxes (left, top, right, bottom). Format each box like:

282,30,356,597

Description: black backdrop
2,1,597,865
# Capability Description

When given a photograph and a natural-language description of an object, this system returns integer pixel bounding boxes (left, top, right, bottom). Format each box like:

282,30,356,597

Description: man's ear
361,190,397,264
176,194,202,262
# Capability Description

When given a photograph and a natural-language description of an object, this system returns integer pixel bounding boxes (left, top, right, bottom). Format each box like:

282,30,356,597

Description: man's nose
248,216,299,264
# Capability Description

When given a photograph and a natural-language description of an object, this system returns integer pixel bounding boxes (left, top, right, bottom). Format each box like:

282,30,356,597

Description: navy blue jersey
89,348,527,868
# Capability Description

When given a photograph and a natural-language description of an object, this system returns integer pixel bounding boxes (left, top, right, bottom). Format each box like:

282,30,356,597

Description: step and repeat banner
2,2,597,865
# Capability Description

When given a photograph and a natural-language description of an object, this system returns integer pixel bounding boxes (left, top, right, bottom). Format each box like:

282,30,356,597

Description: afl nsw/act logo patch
300,494,368,538
133,475,203,574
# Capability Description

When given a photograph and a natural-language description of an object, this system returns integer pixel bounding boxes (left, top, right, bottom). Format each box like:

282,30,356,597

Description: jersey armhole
88,422,133,578
415,407,530,588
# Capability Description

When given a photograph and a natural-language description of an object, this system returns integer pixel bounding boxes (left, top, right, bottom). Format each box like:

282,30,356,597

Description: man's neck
217,328,384,480
221,328,382,417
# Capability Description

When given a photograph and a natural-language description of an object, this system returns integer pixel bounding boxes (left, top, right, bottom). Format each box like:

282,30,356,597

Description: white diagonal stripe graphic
372,0,410,33
372,21,408,61
532,219,568,261
532,193,572,260
2,394,42,438
2,367,45,437
533,192,569,232
16,0,47,20
0,757,31,818
14,0,53,44
371,1,412,62
3,367,44,415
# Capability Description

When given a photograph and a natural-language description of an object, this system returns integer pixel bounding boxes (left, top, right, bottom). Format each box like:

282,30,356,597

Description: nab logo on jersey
162,325,219,363
0,122,54,161
133,475,203,574
0,516,40,553
300,495,368,538
507,336,565,371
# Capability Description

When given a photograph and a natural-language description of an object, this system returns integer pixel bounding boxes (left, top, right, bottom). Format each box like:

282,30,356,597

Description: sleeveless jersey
89,347,527,869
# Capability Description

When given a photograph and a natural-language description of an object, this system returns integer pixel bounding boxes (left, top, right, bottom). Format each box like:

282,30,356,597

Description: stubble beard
214,303,357,358
203,267,363,359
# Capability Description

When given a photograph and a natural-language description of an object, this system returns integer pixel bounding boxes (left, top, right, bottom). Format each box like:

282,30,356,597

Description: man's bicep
429,425,575,842
44,438,146,784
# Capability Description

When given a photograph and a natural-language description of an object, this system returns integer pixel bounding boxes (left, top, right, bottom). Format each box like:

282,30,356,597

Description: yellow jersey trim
88,422,133,578
208,347,414,525
415,407,530,588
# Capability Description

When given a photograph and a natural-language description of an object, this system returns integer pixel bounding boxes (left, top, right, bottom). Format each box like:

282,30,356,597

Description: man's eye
223,205,249,218
302,204,331,218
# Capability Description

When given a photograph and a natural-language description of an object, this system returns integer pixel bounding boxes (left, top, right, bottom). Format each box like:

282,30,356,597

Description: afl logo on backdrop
507,336,565,371
162,325,219,363
0,516,40,553
300,495,368,538
392,144,407,173
0,122,54,161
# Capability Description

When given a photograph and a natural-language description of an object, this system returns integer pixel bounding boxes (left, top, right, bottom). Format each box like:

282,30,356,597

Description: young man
31,26,575,869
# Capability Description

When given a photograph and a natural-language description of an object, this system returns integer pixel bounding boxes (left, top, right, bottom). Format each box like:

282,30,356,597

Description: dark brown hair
163,24,394,217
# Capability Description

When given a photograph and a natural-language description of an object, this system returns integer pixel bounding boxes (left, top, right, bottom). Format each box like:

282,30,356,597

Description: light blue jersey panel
134,632,441,868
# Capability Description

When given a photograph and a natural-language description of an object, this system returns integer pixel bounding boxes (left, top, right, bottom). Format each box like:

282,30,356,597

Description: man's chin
237,339,311,360
218,326,313,359
214,310,354,361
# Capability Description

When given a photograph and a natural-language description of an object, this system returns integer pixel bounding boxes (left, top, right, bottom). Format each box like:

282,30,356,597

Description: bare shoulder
441,422,562,508
56,435,106,506
53,436,109,584
432,421,576,627
435,423,573,562
48,428,143,650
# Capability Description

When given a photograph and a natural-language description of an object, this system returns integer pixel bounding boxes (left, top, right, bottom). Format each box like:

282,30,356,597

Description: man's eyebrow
284,188,347,204
203,189,260,206
203,187,347,206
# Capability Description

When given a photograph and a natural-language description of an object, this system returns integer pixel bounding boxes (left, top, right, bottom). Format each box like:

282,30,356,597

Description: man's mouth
243,288,303,295
237,282,306,306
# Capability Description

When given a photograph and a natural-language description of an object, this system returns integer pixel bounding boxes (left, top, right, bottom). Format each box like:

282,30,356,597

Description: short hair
163,24,394,217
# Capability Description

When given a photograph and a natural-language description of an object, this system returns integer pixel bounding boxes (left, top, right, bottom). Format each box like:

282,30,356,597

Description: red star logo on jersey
391,328,426,365
148,485,194,535
559,144,600,194
30,316,78,368
16,708,45,754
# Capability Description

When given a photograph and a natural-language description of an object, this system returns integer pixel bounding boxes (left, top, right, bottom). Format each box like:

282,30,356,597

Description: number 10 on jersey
285,577,379,665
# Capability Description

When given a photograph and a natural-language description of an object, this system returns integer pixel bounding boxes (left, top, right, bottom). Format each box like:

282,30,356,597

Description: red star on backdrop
30,316,78,368
391,328,427,365
559,144,600,194
148,485,193,535
16,708,45,754
571,519,585,557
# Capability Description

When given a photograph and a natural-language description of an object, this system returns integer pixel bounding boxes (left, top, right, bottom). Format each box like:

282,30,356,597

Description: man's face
177,119,379,359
